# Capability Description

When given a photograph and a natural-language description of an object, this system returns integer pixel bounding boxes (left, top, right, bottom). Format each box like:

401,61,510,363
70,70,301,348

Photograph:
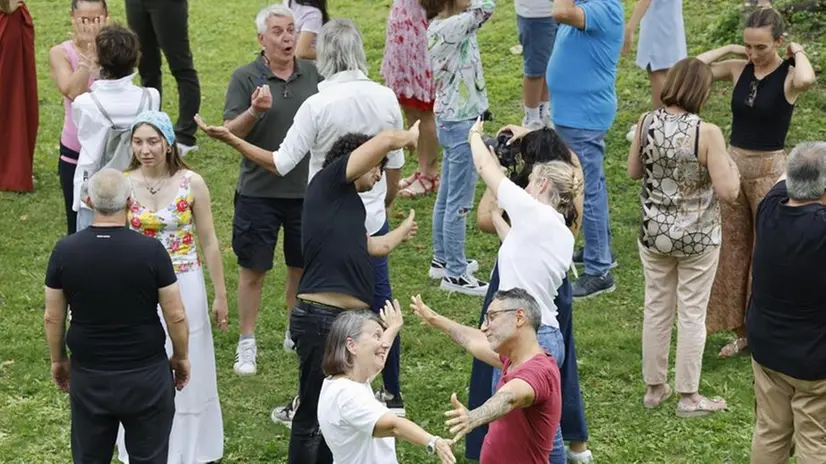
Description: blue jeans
371,221,401,396
433,118,478,278
554,125,613,276
491,324,566,464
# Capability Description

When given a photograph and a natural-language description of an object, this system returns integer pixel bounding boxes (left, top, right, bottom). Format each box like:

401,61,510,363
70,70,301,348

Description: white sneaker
440,273,489,297
428,258,479,280
271,395,300,429
566,447,594,463
626,123,638,143
283,327,295,352
177,143,199,157
233,338,257,376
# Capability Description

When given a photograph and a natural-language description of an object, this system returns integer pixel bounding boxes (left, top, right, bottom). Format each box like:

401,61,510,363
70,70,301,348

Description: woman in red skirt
381,0,440,198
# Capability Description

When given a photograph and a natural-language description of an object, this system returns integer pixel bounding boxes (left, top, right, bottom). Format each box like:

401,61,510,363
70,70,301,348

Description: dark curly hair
510,128,572,188
289,0,329,23
95,24,140,80
323,133,389,171
419,0,452,20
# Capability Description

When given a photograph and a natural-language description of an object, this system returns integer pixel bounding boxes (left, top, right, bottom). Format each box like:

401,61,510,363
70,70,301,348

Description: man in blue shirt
547,0,624,299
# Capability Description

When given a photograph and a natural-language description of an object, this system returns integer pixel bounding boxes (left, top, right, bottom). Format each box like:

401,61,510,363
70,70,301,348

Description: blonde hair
530,160,583,226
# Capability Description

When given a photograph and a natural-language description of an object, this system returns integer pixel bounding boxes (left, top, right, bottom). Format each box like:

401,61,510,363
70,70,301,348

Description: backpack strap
89,92,116,127
136,88,149,116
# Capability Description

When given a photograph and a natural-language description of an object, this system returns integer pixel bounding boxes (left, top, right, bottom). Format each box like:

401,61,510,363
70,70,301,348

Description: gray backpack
79,88,151,199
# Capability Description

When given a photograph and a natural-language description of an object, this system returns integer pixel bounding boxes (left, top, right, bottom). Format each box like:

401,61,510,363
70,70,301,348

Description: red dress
0,3,38,192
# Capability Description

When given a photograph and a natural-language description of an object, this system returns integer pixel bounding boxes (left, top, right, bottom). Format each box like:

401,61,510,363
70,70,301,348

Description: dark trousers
288,300,342,464
371,220,401,395
124,0,200,146
70,359,175,464
58,143,78,235
465,265,589,460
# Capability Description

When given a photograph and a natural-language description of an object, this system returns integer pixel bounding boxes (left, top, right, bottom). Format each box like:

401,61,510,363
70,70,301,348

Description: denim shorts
517,16,558,78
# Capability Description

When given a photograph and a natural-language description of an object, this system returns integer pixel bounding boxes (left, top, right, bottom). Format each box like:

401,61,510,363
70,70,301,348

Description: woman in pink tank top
48,0,107,234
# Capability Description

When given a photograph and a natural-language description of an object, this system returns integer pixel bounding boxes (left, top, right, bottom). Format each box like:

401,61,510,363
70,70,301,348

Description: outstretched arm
367,209,418,257
194,115,282,175
409,295,502,368
443,378,536,442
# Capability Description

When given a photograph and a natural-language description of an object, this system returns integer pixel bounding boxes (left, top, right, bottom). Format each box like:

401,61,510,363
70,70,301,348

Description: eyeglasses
483,308,519,325
745,79,759,108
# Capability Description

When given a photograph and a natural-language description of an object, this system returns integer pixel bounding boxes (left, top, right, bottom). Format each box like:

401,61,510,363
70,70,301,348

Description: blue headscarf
132,110,176,146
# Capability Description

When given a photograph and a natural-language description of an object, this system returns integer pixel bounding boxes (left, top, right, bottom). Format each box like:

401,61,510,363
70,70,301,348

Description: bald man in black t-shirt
44,168,191,464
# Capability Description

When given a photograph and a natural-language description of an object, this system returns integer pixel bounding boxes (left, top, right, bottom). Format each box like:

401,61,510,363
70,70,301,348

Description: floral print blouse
427,0,495,122
127,170,201,274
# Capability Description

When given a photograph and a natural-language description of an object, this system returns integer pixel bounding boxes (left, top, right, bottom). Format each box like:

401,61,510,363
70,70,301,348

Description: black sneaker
572,248,618,269
572,273,616,299
440,273,489,296
375,390,406,417
428,257,480,280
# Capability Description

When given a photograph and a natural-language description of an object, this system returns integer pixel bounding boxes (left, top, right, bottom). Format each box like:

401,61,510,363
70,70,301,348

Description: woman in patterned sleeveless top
114,111,229,464
697,7,816,358
627,58,740,418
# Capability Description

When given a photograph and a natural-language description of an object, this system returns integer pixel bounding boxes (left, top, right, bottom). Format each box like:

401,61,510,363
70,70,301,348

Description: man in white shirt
196,19,409,415
72,24,160,231
516,0,556,129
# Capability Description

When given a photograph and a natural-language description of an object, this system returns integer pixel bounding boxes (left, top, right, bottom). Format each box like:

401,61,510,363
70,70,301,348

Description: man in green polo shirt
222,4,323,377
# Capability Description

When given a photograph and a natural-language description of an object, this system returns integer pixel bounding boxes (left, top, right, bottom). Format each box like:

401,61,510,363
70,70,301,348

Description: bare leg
401,105,439,178
238,267,266,336
648,68,669,110
523,75,545,125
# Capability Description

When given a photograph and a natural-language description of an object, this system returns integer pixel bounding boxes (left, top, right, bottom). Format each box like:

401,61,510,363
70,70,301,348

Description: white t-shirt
273,70,405,235
283,0,323,34
318,377,398,464
496,179,574,328
515,0,552,18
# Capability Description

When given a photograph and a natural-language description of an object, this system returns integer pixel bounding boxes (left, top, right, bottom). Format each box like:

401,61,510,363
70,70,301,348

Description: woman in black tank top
695,7,816,359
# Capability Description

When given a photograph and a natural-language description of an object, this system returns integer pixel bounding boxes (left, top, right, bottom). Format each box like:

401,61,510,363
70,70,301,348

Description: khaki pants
751,359,826,464
639,243,720,393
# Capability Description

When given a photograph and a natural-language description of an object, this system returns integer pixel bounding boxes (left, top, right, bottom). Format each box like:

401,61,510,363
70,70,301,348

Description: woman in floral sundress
381,0,440,198
115,111,229,464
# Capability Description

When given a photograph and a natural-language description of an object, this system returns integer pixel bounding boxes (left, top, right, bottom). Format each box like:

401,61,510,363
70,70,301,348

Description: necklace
142,171,167,195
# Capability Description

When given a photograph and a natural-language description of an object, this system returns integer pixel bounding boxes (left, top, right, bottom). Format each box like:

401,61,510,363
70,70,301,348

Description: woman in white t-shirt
318,304,456,464
283,0,328,60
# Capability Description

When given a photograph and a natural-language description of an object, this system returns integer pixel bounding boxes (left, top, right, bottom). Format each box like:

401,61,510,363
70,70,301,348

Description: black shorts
233,193,304,271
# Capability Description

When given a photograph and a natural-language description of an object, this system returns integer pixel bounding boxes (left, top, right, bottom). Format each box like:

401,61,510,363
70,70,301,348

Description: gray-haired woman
317,301,455,464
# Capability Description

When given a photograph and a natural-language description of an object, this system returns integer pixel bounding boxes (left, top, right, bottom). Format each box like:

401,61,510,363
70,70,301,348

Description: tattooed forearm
467,391,517,430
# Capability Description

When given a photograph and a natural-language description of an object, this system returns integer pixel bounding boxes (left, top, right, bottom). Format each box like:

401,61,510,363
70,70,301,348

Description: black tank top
730,59,795,151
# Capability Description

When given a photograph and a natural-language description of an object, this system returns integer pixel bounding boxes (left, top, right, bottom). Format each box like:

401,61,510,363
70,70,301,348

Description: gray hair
785,142,826,202
493,288,541,331
255,4,294,34
88,168,130,215
322,310,386,377
316,19,368,78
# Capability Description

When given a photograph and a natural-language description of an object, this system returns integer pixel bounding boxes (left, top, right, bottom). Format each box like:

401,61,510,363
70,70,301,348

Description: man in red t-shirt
410,287,561,463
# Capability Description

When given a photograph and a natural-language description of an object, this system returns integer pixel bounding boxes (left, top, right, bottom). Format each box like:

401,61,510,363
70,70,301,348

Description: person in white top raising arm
318,303,455,464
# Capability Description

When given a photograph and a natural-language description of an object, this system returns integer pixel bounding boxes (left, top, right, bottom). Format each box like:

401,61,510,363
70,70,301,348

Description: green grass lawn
1,0,824,462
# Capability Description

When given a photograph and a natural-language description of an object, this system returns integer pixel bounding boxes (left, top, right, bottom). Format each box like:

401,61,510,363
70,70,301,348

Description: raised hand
194,114,234,143
444,393,472,443
400,209,417,241
467,116,485,144
72,15,106,56
380,299,404,331
787,42,805,58
250,85,273,114
409,294,438,326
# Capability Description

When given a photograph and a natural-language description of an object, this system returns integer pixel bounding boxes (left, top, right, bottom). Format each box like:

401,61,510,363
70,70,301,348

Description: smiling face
131,124,169,170
348,320,390,377
258,14,296,63
743,26,782,67
71,0,107,22
481,299,519,353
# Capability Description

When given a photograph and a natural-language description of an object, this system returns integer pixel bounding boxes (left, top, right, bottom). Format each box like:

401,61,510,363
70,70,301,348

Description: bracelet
794,50,807,57
247,107,263,119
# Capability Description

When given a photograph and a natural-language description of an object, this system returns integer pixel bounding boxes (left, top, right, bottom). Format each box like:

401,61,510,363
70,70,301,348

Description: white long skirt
116,268,224,463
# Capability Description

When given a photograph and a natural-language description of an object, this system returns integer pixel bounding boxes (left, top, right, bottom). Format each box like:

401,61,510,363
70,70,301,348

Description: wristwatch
426,436,438,455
